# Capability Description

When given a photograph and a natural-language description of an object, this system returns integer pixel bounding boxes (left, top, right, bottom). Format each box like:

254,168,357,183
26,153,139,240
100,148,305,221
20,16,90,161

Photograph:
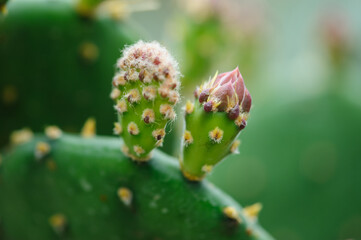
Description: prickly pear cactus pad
0,40,273,240
0,0,136,146
180,68,252,181
0,133,273,240
111,41,180,161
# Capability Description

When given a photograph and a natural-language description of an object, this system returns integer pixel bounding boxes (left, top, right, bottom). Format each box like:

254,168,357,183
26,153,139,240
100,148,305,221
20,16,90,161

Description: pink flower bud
228,104,240,120
241,89,252,113
213,68,245,103
199,89,210,103
204,101,213,112
198,67,251,114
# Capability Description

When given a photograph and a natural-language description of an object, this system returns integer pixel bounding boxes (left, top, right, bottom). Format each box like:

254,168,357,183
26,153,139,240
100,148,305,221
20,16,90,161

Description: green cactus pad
181,100,243,180
112,41,180,161
180,68,251,181
0,0,136,146
0,134,273,240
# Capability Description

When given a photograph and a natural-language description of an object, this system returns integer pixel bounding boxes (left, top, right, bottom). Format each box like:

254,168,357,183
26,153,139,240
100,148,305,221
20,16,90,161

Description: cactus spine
111,41,180,161
180,67,252,180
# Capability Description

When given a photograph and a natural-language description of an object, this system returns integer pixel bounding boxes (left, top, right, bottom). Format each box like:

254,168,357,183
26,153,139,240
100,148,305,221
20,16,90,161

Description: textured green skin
116,80,174,159
0,134,273,240
210,93,361,239
0,0,136,146
181,101,241,178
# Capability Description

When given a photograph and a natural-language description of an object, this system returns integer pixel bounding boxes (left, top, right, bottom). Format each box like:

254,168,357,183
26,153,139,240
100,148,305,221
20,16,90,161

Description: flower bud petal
199,89,210,103
197,67,251,114
241,89,252,113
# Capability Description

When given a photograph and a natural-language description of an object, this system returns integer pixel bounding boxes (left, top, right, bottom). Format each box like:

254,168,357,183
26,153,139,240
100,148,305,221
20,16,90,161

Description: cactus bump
180,67,252,181
0,41,273,240
111,41,180,161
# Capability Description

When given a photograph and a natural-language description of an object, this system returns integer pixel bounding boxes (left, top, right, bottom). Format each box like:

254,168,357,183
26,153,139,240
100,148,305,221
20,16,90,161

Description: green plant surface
0,0,136,146
180,67,251,181
181,100,241,178
0,134,273,240
111,41,180,161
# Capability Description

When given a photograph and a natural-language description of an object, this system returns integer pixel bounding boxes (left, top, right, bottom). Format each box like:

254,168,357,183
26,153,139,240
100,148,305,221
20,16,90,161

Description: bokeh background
1,0,361,239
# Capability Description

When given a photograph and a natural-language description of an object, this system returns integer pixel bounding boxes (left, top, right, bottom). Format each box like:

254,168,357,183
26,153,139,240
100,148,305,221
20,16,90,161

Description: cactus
180,67,251,181
0,41,273,240
0,0,137,146
111,41,180,161
0,133,272,240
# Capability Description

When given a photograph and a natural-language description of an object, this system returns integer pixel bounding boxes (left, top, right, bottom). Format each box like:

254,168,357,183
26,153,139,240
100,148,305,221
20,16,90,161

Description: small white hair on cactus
142,109,155,124
127,122,139,135
110,88,121,100
117,187,133,207
142,86,157,101
45,126,62,140
112,73,126,87
223,206,242,223
152,128,165,141
158,84,170,98
230,139,241,153
10,128,34,145
201,165,213,173
185,100,194,114
126,89,141,103
183,130,193,146
117,40,180,86
113,122,122,135
35,141,51,160
243,202,263,219
160,104,176,120
209,127,224,143
168,90,180,104
133,145,145,156
114,99,127,113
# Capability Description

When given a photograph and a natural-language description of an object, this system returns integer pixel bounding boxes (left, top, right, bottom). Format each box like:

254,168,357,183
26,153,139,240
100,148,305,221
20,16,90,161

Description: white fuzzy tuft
117,40,180,87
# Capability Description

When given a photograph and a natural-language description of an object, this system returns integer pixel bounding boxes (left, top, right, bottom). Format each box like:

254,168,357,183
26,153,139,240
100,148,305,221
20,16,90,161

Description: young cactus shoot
111,41,180,161
180,67,252,181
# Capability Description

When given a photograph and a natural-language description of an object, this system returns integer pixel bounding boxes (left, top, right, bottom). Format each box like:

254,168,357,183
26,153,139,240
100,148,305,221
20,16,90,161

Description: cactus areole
0,41,272,240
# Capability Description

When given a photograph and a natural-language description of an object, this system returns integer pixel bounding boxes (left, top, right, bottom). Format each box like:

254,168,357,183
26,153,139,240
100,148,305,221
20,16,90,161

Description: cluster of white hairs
115,40,180,88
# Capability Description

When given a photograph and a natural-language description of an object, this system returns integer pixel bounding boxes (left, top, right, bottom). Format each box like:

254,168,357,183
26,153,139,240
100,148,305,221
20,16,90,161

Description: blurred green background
1,0,361,239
